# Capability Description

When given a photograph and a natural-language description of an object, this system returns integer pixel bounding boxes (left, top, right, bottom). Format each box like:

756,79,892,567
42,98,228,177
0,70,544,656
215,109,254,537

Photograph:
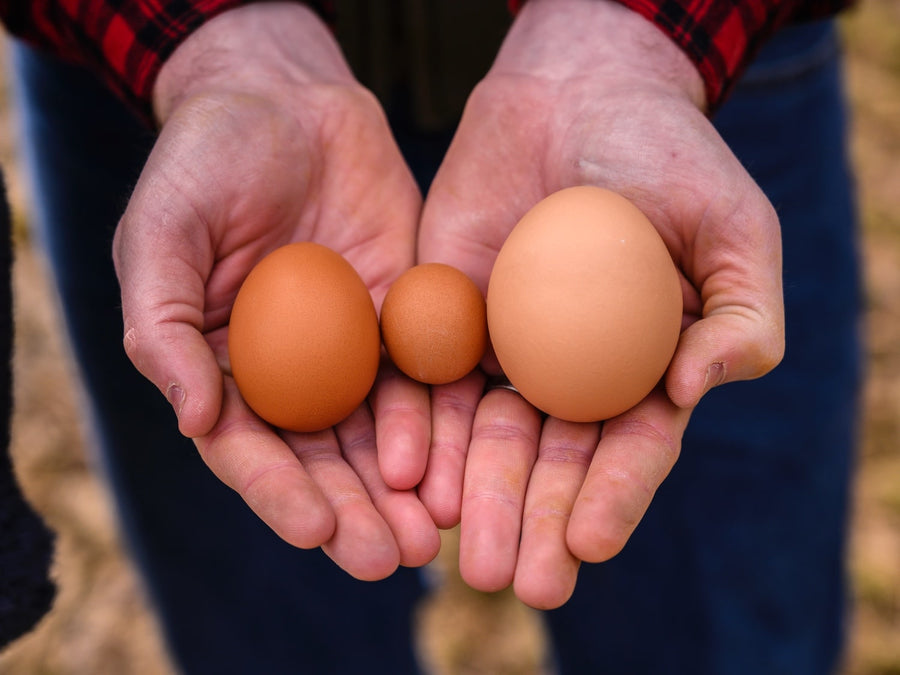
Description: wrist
152,2,355,124
495,0,707,111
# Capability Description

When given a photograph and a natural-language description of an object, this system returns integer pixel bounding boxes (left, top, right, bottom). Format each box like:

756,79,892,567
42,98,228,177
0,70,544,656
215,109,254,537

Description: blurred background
1,2,899,673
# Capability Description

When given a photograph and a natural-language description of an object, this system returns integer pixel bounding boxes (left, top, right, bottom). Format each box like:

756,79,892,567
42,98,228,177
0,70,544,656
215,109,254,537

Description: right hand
413,0,785,608
112,3,439,580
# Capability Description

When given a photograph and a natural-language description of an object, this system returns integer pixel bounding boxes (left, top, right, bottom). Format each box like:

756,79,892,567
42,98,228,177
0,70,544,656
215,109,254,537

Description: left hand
112,3,439,580
408,0,784,609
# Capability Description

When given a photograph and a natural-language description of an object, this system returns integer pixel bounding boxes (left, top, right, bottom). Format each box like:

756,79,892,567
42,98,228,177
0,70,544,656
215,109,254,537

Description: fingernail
703,362,727,396
166,384,185,416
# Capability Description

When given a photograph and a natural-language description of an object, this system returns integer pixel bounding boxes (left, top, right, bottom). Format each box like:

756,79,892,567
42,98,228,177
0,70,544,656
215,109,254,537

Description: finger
122,314,223,438
666,308,784,408
283,424,400,582
667,195,785,408
513,417,598,609
335,406,441,569
458,389,542,592
113,182,223,439
418,371,485,529
370,360,431,491
566,388,692,563
194,378,335,549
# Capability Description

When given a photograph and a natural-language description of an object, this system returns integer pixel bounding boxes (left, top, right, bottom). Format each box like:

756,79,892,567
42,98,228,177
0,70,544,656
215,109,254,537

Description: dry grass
841,1,900,671
1,3,900,672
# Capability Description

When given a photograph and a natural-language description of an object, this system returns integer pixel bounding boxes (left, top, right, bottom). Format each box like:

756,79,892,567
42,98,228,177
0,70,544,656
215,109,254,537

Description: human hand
415,0,784,608
112,3,439,579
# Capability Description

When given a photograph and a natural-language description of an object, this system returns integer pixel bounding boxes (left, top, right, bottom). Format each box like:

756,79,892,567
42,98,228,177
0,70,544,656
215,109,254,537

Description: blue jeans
11,17,860,675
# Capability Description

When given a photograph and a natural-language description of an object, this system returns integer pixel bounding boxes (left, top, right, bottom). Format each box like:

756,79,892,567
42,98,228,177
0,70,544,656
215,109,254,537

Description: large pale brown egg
380,263,487,385
228,242,380,432
486,186,682,422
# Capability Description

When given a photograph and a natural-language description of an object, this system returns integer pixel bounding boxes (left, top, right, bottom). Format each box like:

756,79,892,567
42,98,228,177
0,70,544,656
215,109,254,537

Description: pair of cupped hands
112,0,784,609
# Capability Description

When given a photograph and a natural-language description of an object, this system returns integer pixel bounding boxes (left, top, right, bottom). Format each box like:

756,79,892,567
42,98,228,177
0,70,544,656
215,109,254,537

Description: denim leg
10,44,426,675
544,20,862,675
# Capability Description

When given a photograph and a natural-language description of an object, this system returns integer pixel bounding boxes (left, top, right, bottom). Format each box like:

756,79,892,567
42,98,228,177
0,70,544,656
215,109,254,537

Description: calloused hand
412,0,784,608
112,4,439,580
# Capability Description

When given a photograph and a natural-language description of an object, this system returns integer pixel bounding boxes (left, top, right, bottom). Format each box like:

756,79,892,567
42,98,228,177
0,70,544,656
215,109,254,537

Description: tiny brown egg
228,242,380,432
487,186,682,422
380,263,487,385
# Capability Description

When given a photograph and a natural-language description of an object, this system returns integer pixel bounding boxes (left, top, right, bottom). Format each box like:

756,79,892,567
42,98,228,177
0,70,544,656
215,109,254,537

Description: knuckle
596,464,655,505
466,488,520,513
763,330,786,371
121,323,144,369
428,436,466,462
433,386,478,419
747,323,786,379
378,399,430,426
472,419,538,447
240,460,297,504
603,417,681,467
538,439,595,467
525,500,571,524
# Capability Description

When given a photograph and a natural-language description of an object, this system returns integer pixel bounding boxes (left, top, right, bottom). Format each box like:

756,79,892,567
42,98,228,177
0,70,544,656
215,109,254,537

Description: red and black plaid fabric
511,0,852,110
1,0,848,123
0,0,259,121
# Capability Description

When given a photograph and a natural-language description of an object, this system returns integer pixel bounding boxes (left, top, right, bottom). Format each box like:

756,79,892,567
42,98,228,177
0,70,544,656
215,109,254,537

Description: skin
113,3,440,580
407,0,785,608
113,0,784,607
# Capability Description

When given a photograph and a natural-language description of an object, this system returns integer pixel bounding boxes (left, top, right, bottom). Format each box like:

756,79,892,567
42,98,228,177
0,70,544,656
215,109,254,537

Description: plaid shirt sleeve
509,0,852,111
1,0,849,122
0,0,334,124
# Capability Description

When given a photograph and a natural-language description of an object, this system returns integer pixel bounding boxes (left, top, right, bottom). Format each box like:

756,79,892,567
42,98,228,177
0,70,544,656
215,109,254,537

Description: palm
114,81,437,581
162,90,422,363
416,60,783,607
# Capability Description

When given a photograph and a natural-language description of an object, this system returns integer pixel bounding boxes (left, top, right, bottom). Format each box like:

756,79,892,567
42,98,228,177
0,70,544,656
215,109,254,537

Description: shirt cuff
507,0,817,112
611,0,801,111
2,0,334,126
100,0,253,125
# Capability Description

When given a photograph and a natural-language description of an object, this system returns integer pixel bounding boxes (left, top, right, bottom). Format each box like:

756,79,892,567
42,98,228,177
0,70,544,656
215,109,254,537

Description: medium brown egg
228,242,380,432
380,263,487,385
486,186,682,422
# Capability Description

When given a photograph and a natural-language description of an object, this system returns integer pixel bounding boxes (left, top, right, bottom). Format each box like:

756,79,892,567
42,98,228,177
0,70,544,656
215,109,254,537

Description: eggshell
380,263,487,385
228,242,380,432
486,186,682,422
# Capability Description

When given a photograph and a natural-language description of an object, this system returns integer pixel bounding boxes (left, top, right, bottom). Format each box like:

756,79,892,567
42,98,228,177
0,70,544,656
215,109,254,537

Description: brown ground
1,3,899,673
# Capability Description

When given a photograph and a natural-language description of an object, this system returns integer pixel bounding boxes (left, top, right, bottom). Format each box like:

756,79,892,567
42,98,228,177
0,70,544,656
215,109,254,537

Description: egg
380,263,487,385
228,242,380,432
486,186,682,422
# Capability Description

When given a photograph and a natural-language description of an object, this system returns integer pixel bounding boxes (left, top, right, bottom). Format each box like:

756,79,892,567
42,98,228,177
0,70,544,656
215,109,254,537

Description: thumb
663,180,786,409
113,193,224,439
666,308,785,409
121,314,223,438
